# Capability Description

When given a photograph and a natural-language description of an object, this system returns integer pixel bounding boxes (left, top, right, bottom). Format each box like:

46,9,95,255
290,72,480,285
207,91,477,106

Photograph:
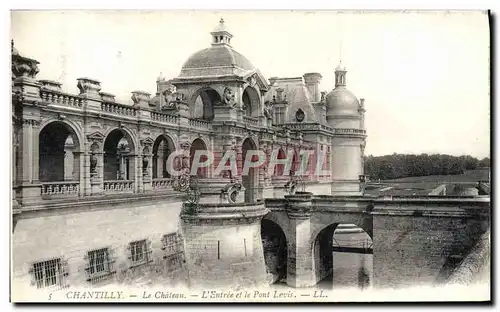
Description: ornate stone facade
10,19,372,294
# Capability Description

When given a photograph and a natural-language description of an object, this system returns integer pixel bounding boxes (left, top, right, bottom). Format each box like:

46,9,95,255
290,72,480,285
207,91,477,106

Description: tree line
364,153,490,180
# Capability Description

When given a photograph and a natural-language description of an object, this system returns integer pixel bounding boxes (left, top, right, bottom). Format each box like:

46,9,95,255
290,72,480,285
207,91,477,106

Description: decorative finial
220,17,224,24
11,39,14,53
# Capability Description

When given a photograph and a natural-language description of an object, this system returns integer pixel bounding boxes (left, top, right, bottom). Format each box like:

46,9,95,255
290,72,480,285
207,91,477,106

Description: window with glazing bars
32,258,62,289
88,248,110,276
130,240,149,264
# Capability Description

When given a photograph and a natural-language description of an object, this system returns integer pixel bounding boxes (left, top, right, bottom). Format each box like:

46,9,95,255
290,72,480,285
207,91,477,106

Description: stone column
285,192,315,287
72,151,82,196
235,138,244,185
257,141,274,199
12,117,18,208
19,119,42,204
89,142,103,196
140,144,153,192
131,153,139,193
221,136,235,178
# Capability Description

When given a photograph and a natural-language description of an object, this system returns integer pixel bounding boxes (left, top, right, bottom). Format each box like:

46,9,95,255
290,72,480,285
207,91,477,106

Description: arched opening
314,223,373,289
291,149,300,175
191,88,221,121
242,86,260,117
103,129,135,181
190,138,208,178
241,138,257,202
261,219,287,285
274,148,286,176
152,135,176,179
39,121,80,183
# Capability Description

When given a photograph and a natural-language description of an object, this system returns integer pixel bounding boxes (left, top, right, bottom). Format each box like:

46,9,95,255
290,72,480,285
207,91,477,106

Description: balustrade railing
101,102,137,117
334,128,366,135
151,112,179,124
41,181,80,196
40,90,83,108
243,115,259,126
103,180,134,193
152,178,175,190
189,118,212,130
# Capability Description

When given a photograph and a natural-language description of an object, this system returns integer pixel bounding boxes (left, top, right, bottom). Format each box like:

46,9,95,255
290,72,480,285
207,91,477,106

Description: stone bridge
263,192,490,288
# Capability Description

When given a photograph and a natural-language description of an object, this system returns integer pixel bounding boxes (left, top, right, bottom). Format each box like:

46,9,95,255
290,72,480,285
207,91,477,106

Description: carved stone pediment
87,131,105,143
140,137,155,147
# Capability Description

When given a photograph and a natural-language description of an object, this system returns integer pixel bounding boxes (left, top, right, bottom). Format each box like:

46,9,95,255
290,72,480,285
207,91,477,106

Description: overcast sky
10,10,490,158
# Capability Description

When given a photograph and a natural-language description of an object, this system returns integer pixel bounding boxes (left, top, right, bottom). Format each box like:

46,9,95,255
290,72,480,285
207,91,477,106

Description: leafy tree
364,154,488,180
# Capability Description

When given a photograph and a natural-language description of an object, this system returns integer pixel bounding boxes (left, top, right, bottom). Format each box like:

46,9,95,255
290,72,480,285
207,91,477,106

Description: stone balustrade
40,90,83,108
189,118,212,130
152,178,175,190
334,128,366,135
243,115,259,126
41,181,80,196
101,102,137,117
151,112,179,124
103,180,134,193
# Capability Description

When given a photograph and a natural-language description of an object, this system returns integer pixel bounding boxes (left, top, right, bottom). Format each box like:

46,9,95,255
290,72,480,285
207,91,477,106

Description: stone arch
311,222,373,288
274,147,287,176
241,137,258,202
242,86,260,117
190,137,209,178
39,118,84,152
152,134,177,179
38,120,83,182
291,148,300,175
190,87,222,121
103,126,138,155
261,218,288,284
103,128,137,181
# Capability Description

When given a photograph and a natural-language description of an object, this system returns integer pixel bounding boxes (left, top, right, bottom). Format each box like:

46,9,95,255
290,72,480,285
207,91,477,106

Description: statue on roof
263,100,273,120
215,86,237,108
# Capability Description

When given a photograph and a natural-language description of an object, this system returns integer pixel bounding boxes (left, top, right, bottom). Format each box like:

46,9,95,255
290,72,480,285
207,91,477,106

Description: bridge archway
191,87,220,121
241,137,257,202
313,223,373,289
261,219,287,285
39,121,81,182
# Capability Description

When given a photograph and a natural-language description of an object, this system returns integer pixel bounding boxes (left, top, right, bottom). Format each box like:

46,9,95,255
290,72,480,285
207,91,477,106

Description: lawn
381,169,489,183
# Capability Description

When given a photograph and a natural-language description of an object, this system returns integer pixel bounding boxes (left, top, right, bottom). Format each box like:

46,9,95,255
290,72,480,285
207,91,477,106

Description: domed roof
181,45,255,72
176,18,259,79
325,86,360,116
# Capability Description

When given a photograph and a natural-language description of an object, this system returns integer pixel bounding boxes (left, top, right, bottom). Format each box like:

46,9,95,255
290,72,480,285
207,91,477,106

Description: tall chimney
303,73,322,102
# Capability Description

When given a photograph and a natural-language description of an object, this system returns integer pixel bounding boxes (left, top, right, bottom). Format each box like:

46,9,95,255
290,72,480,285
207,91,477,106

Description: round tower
325,61,367,195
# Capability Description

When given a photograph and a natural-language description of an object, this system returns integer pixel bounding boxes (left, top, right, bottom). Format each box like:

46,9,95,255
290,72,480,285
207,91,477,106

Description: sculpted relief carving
263,100,273,119
216,87,236,108
160,86,186,111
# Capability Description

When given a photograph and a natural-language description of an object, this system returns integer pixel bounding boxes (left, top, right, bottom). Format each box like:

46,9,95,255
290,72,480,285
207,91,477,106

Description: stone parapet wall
447,230,490,285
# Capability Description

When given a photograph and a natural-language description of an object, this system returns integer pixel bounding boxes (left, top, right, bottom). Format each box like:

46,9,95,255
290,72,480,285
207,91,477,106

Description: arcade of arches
260,219,373,289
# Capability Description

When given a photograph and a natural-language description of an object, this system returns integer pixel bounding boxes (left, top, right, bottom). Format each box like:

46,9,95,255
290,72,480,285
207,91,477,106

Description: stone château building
11,18,367,292
12,19,488,299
